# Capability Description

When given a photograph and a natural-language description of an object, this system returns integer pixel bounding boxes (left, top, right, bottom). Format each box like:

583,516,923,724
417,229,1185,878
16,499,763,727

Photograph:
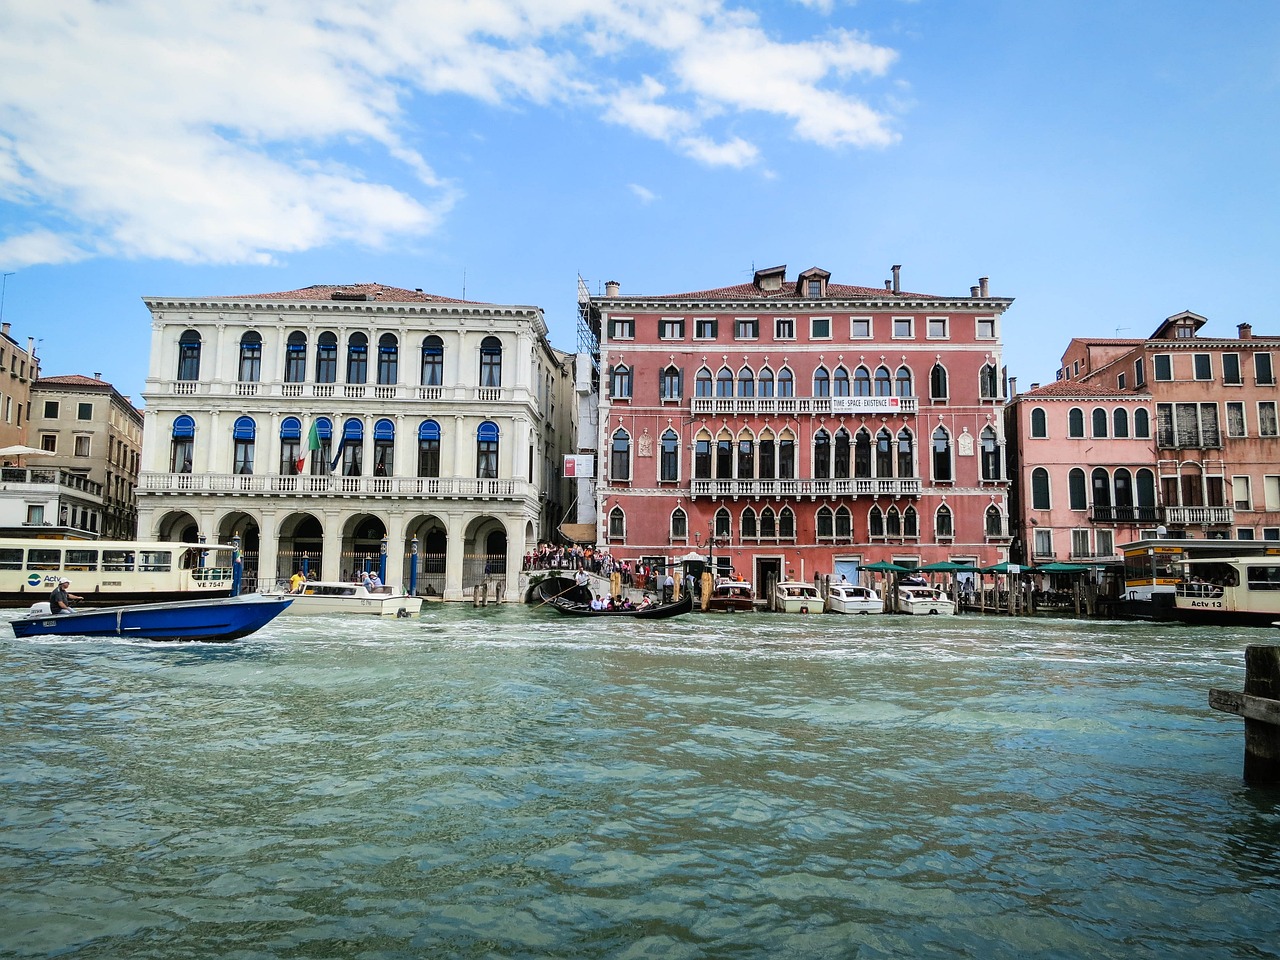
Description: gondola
540,587,693,619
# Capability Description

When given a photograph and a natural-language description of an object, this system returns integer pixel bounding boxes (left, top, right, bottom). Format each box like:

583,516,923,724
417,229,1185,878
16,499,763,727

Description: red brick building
580,265,1016,589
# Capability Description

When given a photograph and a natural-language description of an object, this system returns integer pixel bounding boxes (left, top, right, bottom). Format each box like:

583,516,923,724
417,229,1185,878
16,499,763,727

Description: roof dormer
1149,310,1208,340
797,267,831,299
753,265,787,293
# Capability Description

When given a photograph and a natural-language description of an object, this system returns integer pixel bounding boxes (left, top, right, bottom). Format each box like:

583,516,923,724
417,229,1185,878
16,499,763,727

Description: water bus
1172,555,1280,627
0,539,235,607
1113,538,1280,620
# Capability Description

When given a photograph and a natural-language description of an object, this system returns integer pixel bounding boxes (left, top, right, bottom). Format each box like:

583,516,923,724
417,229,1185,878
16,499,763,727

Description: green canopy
917,560,980,573
860,561,912,573
981,561,1036,575
1036,562,1091,574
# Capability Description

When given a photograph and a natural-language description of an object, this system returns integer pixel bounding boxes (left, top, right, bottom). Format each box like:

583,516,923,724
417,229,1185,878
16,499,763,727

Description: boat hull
10,594,293,642
773,581,825,614
542,589,693,619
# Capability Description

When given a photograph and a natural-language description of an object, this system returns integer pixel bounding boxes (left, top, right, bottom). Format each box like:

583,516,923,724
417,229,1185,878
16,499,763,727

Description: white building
137,283,575,600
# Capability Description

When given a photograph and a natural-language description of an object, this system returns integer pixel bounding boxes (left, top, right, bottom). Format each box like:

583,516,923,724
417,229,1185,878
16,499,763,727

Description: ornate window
177,330,201,381
757,366,774,397
477,421,499,479
372,419,394,476
737,366,755,398
897,428,914,477
377,334,399,386
611,429,632,481
279,417,301,475
932,427,952,482
778,506,795,539
341,418,363,476
832,366,850,397
777,367,794,397
742,507,758,539
985,505,1004,537
979,363,999,399
854,366,872,397
285,331,307,383
876,428,893,477
696,367,714,397
608,506,626,541
875,365,893,396
238,331,262,382
980,427,1000,481
930,363,948,401
232,416,256,474
480,336,503,388
716,367,735,397
834,429,851,479
418,420,441,477
170,415,194,472
670,507,688,541
714,507,731,538
760,507,777,538
346,333,369,384
869,505,884,538
660,430,680,482
895,366,912,396
813,366,830,397
661,366,682,401
610,364,632,399
854,429,872,478
421,335,444,386
814,429,831,478
316,333,338,383
935,504,953,539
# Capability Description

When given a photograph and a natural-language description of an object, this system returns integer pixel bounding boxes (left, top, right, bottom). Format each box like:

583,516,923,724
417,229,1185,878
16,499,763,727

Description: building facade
1059,312,1280,541
580,265,1016,589
0,321,40,449
31,374,143,539
137,283,575,599
1004,380,1157,565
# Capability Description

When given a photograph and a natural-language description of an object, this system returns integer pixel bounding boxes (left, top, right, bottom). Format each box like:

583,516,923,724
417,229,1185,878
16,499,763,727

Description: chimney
1030,382,1040,390
891,264,901,294
970,285,980,297
415,287,423,293
1239,322,1253,340
979,277,989,298
605,280,620,298
885,280,892,291
94,372,102,380
1,322,9,337
1009,376,1018,395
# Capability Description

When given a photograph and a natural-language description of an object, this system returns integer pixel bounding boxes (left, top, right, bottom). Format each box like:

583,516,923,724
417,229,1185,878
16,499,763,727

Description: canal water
1,606,1277,959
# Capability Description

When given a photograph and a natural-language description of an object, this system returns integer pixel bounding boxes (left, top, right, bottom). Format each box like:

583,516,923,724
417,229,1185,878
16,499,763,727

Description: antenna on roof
1115,326,1129,336
462,269,466,300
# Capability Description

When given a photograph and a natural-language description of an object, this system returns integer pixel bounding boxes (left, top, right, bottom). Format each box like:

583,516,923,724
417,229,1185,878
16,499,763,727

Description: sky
1,0,1278,404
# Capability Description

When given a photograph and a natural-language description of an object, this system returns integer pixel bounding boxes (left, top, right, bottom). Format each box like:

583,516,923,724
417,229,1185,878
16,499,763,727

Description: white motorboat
897,584,955,615
827,582,884,615
773,579,825,614
275,580,423,617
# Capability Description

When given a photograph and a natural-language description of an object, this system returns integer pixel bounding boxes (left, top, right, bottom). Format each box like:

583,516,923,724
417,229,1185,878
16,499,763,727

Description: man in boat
50,578,82,614
289,570,306,594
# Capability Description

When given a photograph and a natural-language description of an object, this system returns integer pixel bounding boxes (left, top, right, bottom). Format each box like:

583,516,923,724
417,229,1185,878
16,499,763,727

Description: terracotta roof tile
36,374,114,388
629,281,943,302
1019,380,1137,399
224,283,479,304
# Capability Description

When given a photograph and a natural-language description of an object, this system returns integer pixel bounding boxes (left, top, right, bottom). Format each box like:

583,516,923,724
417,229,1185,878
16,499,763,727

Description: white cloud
628,183,659,203
0,0,902,268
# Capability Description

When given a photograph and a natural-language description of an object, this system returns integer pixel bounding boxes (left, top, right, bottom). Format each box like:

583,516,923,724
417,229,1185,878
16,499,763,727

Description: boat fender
396,607,410,618
800,605,809,614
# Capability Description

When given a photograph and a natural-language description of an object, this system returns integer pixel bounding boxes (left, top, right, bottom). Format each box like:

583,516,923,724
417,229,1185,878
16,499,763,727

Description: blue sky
1,0,1277,403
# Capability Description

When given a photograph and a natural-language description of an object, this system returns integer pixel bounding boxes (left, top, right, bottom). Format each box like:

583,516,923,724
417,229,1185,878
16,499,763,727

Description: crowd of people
524,543,660,589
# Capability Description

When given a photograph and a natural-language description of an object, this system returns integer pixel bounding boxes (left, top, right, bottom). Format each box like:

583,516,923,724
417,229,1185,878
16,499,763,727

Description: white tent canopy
0,444,54,457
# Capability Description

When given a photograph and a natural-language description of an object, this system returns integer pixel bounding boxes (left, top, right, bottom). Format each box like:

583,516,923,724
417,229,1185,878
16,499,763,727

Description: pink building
1004,381,1157,564
581,265,1016,590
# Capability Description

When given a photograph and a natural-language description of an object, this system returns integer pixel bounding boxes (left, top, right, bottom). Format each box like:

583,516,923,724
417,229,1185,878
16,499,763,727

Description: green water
1,607,1276,958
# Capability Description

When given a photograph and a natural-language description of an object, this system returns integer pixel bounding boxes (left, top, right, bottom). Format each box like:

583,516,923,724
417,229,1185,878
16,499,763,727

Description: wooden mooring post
1210,645,1280,785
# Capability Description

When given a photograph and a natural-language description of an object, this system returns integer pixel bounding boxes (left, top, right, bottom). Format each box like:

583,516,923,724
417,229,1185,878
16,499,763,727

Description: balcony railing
1162,505,1234,526
690,396,918,417
161,380,513,404
690,477,922,498
1089,505,1161,524
0,467,104,498
140,472,534,500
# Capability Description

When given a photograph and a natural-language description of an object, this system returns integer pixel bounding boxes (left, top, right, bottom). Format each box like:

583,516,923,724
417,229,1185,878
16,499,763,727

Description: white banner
830,396,901,413
564,454,595,478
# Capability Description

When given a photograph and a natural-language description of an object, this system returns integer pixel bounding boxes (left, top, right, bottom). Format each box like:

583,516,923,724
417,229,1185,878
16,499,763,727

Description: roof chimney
94,372,101,380
1030,382,1040,390
970,285,980,297
891,264,901,294
979,277,989,298
605,280,620,298
1,322,9,337
1009,376,1018,395
885,280,892,291
1239,322,1253,340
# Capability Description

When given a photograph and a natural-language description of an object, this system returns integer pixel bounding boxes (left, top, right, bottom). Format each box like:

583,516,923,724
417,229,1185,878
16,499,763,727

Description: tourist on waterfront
49,578,81,614
289,570,306,593
663,572,674,603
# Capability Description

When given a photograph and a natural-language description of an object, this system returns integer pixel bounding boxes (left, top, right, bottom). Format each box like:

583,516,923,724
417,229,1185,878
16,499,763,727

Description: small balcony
1089,505,1161,524
1161,505,1234,526
690,477,922,499
689,396,918,417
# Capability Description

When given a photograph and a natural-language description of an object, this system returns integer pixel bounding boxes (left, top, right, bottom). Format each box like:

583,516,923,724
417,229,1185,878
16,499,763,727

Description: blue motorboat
10,593,293,642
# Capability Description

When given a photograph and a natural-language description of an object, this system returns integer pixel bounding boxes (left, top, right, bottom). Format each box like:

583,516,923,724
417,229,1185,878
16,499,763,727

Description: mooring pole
1210,645,1280,785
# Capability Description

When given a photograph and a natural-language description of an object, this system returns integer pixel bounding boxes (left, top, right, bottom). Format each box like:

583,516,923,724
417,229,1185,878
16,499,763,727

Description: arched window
373,418,394,476
177,330,201,381
715,507,731,538
876,428,893,477
610,364,632,399
308,418,332,475
869,505,884,538
170,415,194,472
316,332,338,383
760,507,777,538
835,505,852,539
816,505,834,538
285,331,307,383
854,365,872,397
757,366,774,397
377,334,398,386
832,366,850,397
981,426,1000,481
660,430,680,482
930,363,948,401
814,430,831,478
238,331,262,382
418,420,441,477
875,365,893,396
896,366,912,396
716,366,734,397
1092,407,1108,438
985,505,1004,536
778,433,795,478
758,431,776,478
932,427,952,482
341,418,364,476
979,363,999,399
1069,468,1087,510
694,433,712,479
813,366,830,397
737,366,755,398
742,506,758,539
347,333,369,384
1092,467,1112,508
660,365,682,401
935,504,953,539
777,367,794,397
1134,408,1151,438
854,429,872,478
1114,468,1134,510
609,506,626,540
611,429,631,481
477,421,499,479
903,506,918,538
778,506,795,539
715,434,733,478
1136,468,1156,509
671,507,688,540
279,416,301,475
421,335,444,386
1113,408,1130,438
833,429,851,479
479,336,502,388
886,505,901,537
897,428,914,477
696,367,714,397
1030,407,1048,438
1068,407,1085,438
737,435,754,479
1031,467,1051,509
232,416,256,475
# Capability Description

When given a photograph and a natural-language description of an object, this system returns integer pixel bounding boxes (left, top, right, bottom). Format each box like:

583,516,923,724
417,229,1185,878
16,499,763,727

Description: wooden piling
1210,645,1280,785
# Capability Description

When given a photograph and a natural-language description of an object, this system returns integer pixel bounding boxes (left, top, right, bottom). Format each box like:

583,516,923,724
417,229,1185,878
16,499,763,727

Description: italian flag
296,420,320,474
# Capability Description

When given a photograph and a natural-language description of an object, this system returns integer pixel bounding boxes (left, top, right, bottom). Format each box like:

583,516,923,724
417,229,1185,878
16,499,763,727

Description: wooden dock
1210,644,1280,785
